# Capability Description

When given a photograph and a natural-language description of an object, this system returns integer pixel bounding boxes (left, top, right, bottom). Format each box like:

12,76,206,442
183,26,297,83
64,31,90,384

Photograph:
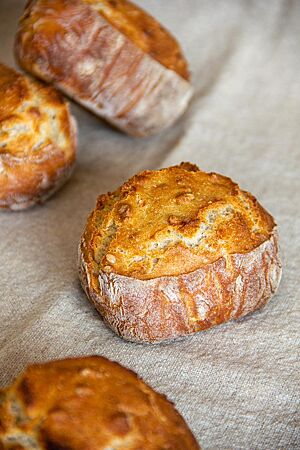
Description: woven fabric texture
0,1,299,448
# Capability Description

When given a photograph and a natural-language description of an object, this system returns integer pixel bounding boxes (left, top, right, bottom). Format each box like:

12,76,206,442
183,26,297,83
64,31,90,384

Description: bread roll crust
0,63,76,210
15,0,193,137
79,163,282,343
0,356,200,449
84,0,190,80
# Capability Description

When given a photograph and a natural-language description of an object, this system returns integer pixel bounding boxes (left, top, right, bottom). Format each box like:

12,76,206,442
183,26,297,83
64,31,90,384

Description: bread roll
0,356,200,449
15,0,193,137
79,162,282,343
0,63,76,210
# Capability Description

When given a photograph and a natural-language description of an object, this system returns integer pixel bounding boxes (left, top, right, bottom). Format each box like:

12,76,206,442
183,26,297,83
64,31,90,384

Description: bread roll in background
79,162,282,343
0,63,76,210
0,356,200,449
15,0,193,137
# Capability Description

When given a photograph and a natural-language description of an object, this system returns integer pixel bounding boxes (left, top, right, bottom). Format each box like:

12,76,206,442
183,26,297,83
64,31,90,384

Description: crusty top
0,63,75,204
0,356,199,449
82,163,275,280
17,0,189,81
0,63,74,160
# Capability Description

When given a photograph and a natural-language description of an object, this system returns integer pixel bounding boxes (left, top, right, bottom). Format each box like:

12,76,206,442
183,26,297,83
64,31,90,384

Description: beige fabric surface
0,1,299,448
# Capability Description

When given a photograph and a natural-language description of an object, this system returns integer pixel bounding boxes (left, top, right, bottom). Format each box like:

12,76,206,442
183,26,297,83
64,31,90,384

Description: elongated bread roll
15,0,193,137
79,163,282,343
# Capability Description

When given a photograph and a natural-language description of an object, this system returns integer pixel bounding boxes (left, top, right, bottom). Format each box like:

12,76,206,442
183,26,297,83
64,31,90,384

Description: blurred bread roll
0,63,76,210
0,356,200,449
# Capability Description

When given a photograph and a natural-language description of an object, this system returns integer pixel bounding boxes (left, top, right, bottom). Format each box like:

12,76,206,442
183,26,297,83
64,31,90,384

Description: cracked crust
0,356,200,449
0,63,76,210
15,0,193,137
79,163,282,343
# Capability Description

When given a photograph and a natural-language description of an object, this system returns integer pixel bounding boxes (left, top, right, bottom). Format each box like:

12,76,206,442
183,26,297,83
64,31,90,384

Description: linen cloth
0,1,299,448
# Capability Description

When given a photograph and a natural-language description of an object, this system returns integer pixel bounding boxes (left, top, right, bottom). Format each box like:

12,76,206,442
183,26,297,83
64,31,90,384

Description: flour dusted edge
79,227,282,343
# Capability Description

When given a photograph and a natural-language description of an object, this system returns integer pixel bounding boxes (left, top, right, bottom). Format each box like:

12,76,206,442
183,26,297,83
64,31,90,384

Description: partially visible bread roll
79,162,282,343
15,0,193,137
0,63,76,210
0,356,200,449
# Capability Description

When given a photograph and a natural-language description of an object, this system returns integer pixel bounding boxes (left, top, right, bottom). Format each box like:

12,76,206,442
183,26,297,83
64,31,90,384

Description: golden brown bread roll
15,0,193,137
0,63,76,210
79,162,282,343
0,356,200,449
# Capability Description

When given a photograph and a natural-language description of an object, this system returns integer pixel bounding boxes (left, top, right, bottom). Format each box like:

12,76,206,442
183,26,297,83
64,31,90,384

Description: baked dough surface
84,0,189,79
83,163,274,280
15,0,193,137
0,356,199,449
0,63,76,210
